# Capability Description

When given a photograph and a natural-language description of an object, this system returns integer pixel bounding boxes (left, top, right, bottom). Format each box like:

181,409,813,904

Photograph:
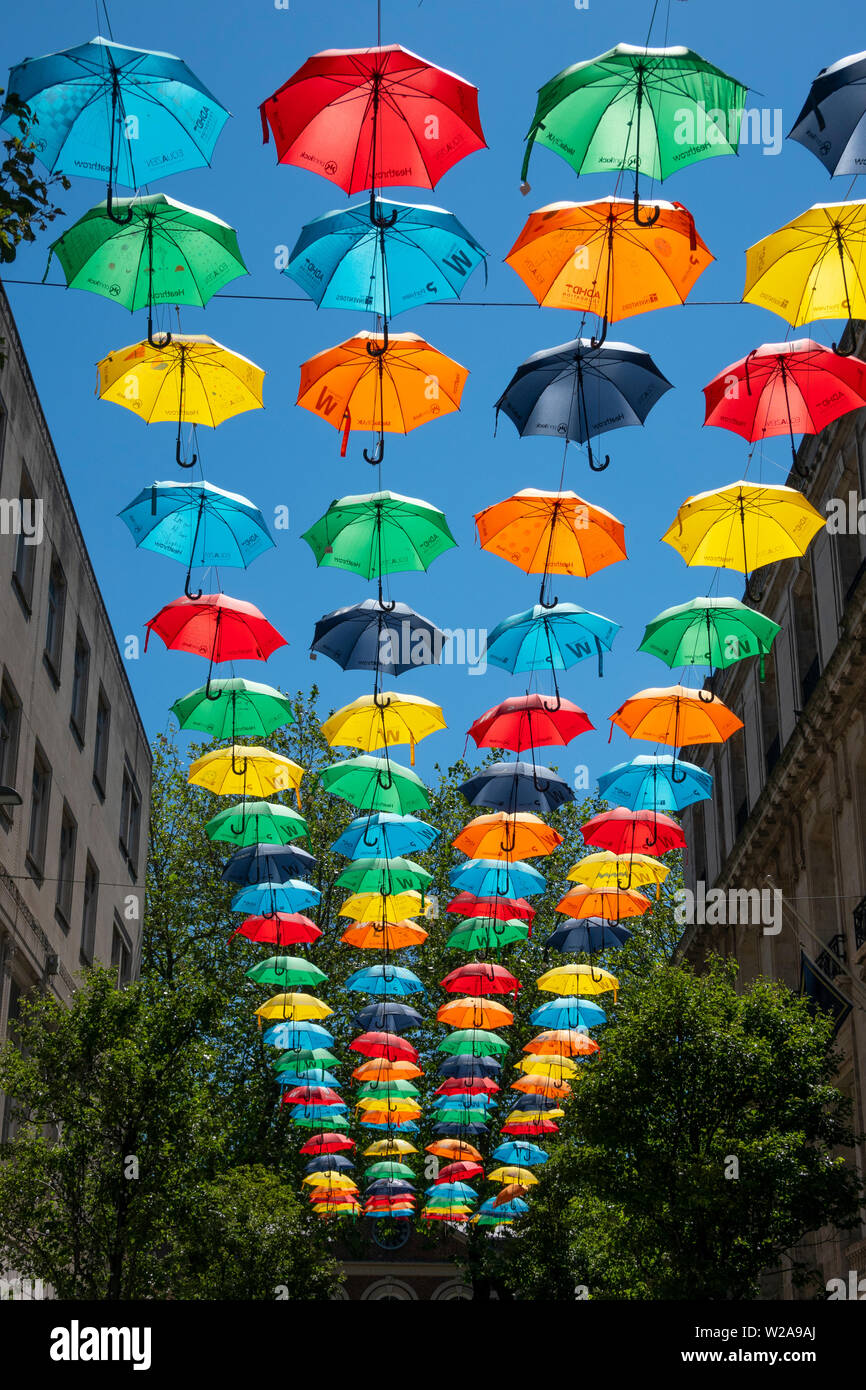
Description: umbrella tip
519,182,531,197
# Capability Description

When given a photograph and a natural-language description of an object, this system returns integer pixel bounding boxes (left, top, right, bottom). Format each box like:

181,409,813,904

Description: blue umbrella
331,812,440,859
485,602,620,680
2,36,229,218
353,1001,424,1033
438,1055,502,1078
544,921,633,953
118,481,273,600
231,880,321,915
304,1155,355,1174
449,858,546,898
432,1123,489,1137
263,1021,334,1049
495,337,672,471
311,598,445,676
276,1070,340,1088
345,965,424,997
431,1094,494,1110
366,1179,416,1196
530,997,607,1030
597,754,713,813
222,842,316,885
425,1182,478,1201
789,52,866,176
479,1197,529,1216
459,760,574,814
508,1093,565,1112
492,1141,549,1166
286,199,486,314
288,1104,348,1120
360,1120,419,1132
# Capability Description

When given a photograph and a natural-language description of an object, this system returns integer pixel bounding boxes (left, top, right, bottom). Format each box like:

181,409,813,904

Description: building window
792,575,820,711
111,916,132,987
26,744,51,881
729,726,749,840
0,674,22,823
93,685,110,797
43,552,66,683
81,855,99,965
759,653,781,776
55,802,77,929
11,468,37,612
0,391,7,487
70,625,90,744
119,760,141,880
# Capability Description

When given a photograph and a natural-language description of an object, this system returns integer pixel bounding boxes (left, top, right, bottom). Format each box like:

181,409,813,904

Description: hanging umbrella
231,880,321,915
567,852,669,897
365,1161,417,1179
172,677,295,742
484,603,619,684
597,756,713,814
273,1048,339,1073
312,597,445,676
341,919,428,950
530,997,606,1029
453,812,562,861
426,1138,484,1162
468,693,594,754
332,811,440,859
230,912,321,948
300,1133,355,1155
344,964,424,996
298,333,468,464
437,1029,510,1056
441,963,520,996
245,956,327,988
437,1055,502,1078
609,686,743,773
517,1054,578,1079
98,336,264,467
302,491,456,595
506,197,712,345
511,1074,572,1097
255,992,332,1023
319,754,429,814
336,856,431,895
476,490,626,594
338,890,425,924
286,199,485,313
287,1085,343,1106
304,1155,355,1174
789,52,866,176
458,760,575,814
119,481,273,595
449,858,546,899
264,1020,334,1049
206,800,307,849
277,1068,339,1088
639,598,781,686
445,918,529,951
544,919,633,953
322,692,445,765
436,1161,486,1182
536,963,619,999
363,1138,418,1157
525,1030,599,1058
3,36,229,215
556,884,651,920
45,193,247,345
350,1032,418,1061
436,1079,499,1098
354,1060,422,1083
520,44,745,218
222,843,316,885
496,337,672,471
437,997,514,1029
492,1141,549,1166
145,594,286,699
580,807,686,857
189,747,303,798
354,1002,424,1033
445,894,535,923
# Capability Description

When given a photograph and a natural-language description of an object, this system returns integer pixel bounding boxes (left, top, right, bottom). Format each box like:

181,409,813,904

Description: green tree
0,91,69,263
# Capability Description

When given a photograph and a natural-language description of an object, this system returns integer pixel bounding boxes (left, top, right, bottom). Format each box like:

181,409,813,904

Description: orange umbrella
426,1138,483,1162
436,996,515,1029
340,919,429,950
475,488,626,583
352,1058,423,1082
297,330,468,464
609,684,743,747
494,1182,528,1206
511,1074,573,1097
555,884,651,921
452,812,563,860
505,196,712,344
524,1029,600,1058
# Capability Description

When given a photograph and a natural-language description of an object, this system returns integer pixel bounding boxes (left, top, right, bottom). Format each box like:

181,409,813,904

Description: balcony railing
815,934,848,980
854,897,866,951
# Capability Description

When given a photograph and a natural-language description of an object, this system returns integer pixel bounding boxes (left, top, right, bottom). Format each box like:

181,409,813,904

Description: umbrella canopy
173,679,295,743
365,1161,416,1180
98,334,263,432
305,1155,355,1174
536,963,619,999
445,894,535,923
263,1020,334,1048
341,919,428,950
230,913,321,948
222,843,316,885
231,880,320,915
789,52,866,176
484,603,619,680
453,812,562,860
458,760,574,814
476,489,626,581
311,598,445,676
436,1161,485,1182
320,755,429,814
597,755,713,814
517,1054,578,1079
336,856,432,895
119,481,273,589
300,1133,355,1155
255,992,332,1023
344,964,424,997
449,858,546,899
189,747,303,798
581,806,686,857
567,851,669,896
339,890,425,924
609,685,743,749
437,1079,499,1098
145,595,285,697
322,692,445,764
206,800,307,850
446,918,530,952
331,811,439,859
350,1032,418,1061
556,885,651,921
245,956,327,988
511,1074,572,1098
437,1028,510,1056
437,997,514,1029
487,1165,538,1186
743,200,866,333
363,1138,418,1157
545,921,633,953
353,1002,424,1034
661,483,825,580
354,1060,422,1083
468,693,593,753
492,1141,549,1166
525,1030,599,1058
530,997,607,1029
302,490,456,583
441,963,520,996
426,1139,484,1162
639,598,781,682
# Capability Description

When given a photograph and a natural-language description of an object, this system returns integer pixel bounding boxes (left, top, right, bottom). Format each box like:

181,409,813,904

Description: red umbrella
468,693,593,753
436,1160,485,1183
446,893,536,924
435,1078,500,1097
349,1031,419,1061
230,913,322,947
145,593,286,697
581,806,686,856
502,1117,560,1136
440,962,520,997
259,44,486,203
703,338,866,470
282,1085,343,1105
300,1132,355,1155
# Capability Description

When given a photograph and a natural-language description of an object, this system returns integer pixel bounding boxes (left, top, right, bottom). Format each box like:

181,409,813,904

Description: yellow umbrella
302,1172,358,1190
568,851,669,898
338,890,424,923
536,963,619,1000
516,1054,578,1078
363,1138,418,1157
254,992,333,1022
661,482,825,588
743,199,866,330
321,692,446,766
356,1097,421,1115
188,745,304,799
487,1166,539,1186
506,1107,565,1122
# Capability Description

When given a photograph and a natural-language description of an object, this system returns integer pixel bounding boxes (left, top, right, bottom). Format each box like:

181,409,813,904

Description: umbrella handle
532,767,550,794
231,749,248,777
184,572,203,602
589,316,609,350
633,199,661,228
832,326,856,358
369,191,399,229
364,436,385,465
588,450,611,472
105,185,133,226
377,766,394,791
147,317,172,350
698,687,714,704
176,435,198,470
670,759,688,785
366,320,390,357
373,691,392,709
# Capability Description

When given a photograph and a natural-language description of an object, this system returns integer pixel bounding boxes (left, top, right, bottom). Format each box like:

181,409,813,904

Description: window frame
11,467,38,614
26,743,52,882
119,759,142,881
43,551,67,685
80,854,99,966
69,623,90,746
0,672,22,826
92,684,111,799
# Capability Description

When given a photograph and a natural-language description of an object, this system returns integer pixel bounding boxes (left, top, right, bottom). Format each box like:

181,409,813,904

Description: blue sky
2,0,859,792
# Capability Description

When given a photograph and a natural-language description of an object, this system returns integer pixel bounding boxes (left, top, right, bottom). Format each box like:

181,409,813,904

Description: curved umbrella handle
670,758,688,784
633,182,661,226
541,688,563,713
832,325,857,357
184,571,203,602
231,748,248,777
363,436,385,466
532,767,550,794
147,316,172,350
369,191,399,229
589,315,609,350
176,435,198,470
366,319,390,357
106,185,133,226
698,687,715,704
373,691,392,709
588,451,611,472
377,766,394,792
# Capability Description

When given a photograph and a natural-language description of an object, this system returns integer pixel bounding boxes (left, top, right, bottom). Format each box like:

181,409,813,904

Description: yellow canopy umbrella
487,1166,539,1186
661,482,824,590
254,992,333,1023
506,1107,565,1123
356,1097,422,1116
188,745,304,799
516,1054,578,1078
363,1138,418,1157
436,997,515,1030
338,890,424,923
568,851,669,898
321,692,446,766
743,199,866,330
536,963,619,1000
302,1172,358,1190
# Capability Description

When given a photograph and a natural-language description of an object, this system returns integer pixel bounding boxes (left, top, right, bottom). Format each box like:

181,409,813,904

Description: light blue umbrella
3,36,229,219
449,858,546,898
285,199,486,315
231,880,321,915
360,1120,420,1132
431,1094,494,1110
119,481,273,600
345,964,424,997
530,997,607,1030
479,1197,529,1216
263,1021,334,1049
276,1070,340,1088
485,602,620,679
492,1141,549,1166
597,754,713,813
331,812,440,859
425,1182,478,1201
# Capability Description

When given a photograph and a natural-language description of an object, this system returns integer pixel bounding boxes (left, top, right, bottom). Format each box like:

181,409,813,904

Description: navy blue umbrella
459,760,574,814
311,598,445,676
789,52,866,176
366,1179,416,1196
495,337,672,472
432,1122,489,1137
353,1001,424,1034
544,921,633,953
222,842,317,885
304,1154,355,1175
508,1093,566,1112
438,1055,502,1078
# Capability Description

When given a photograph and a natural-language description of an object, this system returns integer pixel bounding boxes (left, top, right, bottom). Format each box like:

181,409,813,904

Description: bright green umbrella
639,597,781,680
272,1050,340,1073
205,799,308,848
365,1160,416,1180
291,1115,350,1130
172,677,294,741
301,490,456,605
432,1108,490,1124
446,918,530,951
335,856,432,895
437,1029,511,1056
520,43,746,220
357,1081,421,1099
245,956,328,988
318,755,429,814
45,192,247,344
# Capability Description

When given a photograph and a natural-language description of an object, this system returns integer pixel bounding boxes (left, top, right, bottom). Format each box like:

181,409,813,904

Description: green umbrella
245,956,328,988
431,1109,490,1125
520,43,746,223
172,677,294,740
291,1115,350,1130
446,918,530,951
205,799,308,848
437,1029,511,1056
357,1081,420,1099
45,192,247,345
365,1160,416,1180
301,490,456,607
335,856,432,895
318,755,429,814
639,596,781,682
272,1050,340,1073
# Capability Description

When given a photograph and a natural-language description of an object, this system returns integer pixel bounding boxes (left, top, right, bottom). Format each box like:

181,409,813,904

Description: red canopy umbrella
440,962,520,997
300,1132,355,1155
436,1160,485,1183
259,44,486,204
349,1031,419,1061
468,693,593,753
145,593,286,697
703,338,866,470
435,1078,500,1097
230,913,322,947
282,1085,343,1105
502,1117,560,1136
446,893,535,923
581,806,686,856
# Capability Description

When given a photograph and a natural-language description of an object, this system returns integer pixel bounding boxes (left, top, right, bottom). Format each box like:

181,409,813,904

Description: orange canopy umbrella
494,1183,528,1206
505,196,712,344
426,1138,483,1162
609,684,743,747
524,1029,600,1058
352,1058,423,1082
511,1074,573,1097
476,488,626,585
555,884,652,921
453,812,563,861
340,919,429,950
436,996,515,1029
